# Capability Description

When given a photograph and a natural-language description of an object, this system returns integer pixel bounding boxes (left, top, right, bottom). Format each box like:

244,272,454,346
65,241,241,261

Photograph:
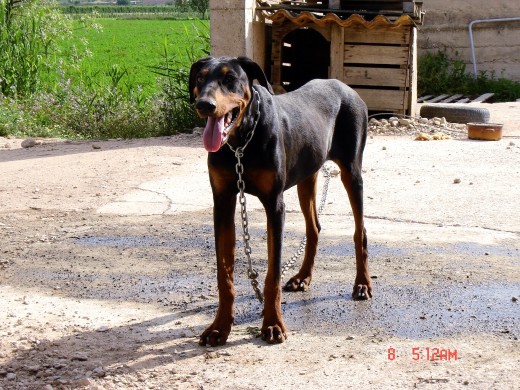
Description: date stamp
387,347,458,361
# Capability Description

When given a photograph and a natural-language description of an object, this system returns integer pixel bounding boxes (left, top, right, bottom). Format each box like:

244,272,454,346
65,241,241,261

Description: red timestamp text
387,347,458,361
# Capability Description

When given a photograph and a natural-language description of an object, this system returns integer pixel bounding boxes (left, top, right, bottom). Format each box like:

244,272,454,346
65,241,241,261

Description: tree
189,0,208,19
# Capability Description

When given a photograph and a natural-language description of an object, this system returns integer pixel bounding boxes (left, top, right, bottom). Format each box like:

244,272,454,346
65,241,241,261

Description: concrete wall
209,0,520,81
209,0,265,65
419,0,520,81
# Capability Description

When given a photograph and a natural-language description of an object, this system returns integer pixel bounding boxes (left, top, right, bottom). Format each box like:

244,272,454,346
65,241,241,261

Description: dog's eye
223,74,236,85
197,75,205,84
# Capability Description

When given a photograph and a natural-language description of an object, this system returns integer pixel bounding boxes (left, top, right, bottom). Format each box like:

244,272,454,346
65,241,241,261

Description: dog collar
227,88,261,154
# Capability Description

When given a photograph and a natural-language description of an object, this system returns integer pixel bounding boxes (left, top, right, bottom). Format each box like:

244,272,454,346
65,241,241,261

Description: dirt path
1,104,519,389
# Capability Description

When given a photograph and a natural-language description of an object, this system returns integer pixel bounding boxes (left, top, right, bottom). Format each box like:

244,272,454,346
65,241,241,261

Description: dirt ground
1,103,519,389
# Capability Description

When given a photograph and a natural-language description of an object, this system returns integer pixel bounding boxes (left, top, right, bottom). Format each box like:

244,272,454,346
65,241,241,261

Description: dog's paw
199,326,231,347
261,324,287,344
352,284,372,300
283,276,311,292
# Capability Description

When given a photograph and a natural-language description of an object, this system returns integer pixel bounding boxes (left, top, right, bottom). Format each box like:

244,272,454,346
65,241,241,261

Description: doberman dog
189,56,371,346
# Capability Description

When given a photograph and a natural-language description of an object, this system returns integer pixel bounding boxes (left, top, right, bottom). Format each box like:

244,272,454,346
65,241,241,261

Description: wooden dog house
257,1,424,115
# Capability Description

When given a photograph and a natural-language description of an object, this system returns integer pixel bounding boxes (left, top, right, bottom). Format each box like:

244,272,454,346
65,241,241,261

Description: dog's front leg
261,195,288,343
199,193,237,347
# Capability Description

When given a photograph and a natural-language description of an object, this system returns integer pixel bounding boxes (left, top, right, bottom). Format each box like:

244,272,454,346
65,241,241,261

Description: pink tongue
203,116,225,152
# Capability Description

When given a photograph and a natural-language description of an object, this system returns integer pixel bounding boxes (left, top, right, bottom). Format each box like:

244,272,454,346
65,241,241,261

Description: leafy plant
0,0,73,97
1,10,209,139
149,21,209,134
418,51,520,102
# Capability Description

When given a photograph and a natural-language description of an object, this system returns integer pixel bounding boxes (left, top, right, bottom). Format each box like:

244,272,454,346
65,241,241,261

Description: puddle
278,281,519,339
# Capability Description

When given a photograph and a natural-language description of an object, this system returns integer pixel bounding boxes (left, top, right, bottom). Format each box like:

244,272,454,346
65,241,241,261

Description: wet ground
5,209,518,342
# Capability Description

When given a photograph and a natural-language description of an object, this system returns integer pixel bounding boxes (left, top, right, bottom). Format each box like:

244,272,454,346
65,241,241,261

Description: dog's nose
195,99,217,115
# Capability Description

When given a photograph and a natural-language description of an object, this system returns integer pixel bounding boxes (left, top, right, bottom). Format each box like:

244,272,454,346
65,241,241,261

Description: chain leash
228,88,334,303
280,165,332,280
228,89,264,303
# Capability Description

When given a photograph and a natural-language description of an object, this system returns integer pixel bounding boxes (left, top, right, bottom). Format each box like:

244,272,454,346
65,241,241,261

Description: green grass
0,16,209,139
62,18,209,97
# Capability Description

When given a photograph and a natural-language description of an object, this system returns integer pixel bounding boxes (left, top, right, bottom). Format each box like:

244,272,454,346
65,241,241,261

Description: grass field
63,18,209,96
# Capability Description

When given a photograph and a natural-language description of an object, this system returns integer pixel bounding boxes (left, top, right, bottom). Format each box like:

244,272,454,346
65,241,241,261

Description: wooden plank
355,88,407,112
408,26,417,117
312,25,331,42
344,45,409,65
330,24,344,80
344,26,410,45
456,98,471,103
344,66,406,87
425,94,450,103
440,94,464,103
472,93,494,103
417,95,433,102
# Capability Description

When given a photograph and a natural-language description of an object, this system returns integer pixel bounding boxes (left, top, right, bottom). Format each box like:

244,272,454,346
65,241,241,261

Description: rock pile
368,115,468,140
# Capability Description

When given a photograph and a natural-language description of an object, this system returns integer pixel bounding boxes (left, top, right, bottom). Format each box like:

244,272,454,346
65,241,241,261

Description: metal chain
235,147,264,303
280,165,332,280
230,89,334,302
230,89,264,303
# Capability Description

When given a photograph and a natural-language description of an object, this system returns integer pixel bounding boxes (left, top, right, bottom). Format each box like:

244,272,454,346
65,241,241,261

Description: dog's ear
235,56,274,95
189,57,213,103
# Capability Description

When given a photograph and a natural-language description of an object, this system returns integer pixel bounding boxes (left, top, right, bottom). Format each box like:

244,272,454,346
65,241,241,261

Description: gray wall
419,0,520,80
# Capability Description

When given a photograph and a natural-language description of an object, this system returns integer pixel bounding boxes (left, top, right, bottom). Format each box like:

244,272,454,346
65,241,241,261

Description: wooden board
408,25,417,116
417,95,433,102
344,26,410,45
330,24,344,80
344,45,409,65
344,66,406,87
472,93,495,103
441,94,464,103
355,88,408,112
425,94,450,103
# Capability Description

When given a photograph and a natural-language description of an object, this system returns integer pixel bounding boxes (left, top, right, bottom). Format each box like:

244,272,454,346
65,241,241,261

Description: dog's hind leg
337,161,372,300
284,172,321,292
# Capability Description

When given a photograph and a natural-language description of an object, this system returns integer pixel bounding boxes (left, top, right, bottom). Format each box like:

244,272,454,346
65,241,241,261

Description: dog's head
189,56,273,152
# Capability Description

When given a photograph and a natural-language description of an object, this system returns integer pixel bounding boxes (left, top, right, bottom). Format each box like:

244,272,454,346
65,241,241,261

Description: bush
151,21,209,135
418,51,520,102
0,0,73,98
1,3,209,139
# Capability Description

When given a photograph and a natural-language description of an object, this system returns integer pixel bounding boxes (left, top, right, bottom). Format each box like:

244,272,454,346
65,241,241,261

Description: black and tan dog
189,56,371,346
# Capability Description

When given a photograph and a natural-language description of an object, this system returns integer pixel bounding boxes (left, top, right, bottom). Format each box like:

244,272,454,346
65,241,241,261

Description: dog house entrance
281,28,330,92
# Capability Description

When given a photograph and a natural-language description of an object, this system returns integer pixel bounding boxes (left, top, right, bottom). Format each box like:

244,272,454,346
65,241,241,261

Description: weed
418,51,520,101
1,13,208,139
0,0,73,97
150,21,209,134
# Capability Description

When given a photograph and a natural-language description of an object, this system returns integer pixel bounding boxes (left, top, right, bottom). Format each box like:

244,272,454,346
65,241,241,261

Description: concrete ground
0,102,519,389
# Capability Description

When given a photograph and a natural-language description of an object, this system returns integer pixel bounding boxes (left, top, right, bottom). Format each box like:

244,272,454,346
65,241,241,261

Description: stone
21,138,37,148
73,377,91,387
71,352,89,361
